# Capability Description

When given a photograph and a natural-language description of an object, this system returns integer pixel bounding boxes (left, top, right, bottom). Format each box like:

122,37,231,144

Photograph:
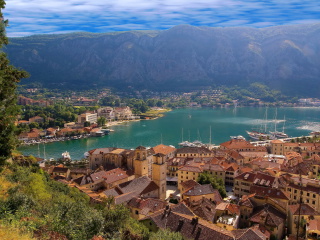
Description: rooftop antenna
161,133,163,144
209,126,212,145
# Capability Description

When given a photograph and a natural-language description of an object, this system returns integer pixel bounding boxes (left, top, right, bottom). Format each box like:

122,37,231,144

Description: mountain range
6,23,320,96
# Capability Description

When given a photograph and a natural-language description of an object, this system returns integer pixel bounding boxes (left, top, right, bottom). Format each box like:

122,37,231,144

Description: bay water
18,107,320,160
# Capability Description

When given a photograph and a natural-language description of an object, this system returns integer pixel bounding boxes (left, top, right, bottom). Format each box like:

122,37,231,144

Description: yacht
62,151,71,160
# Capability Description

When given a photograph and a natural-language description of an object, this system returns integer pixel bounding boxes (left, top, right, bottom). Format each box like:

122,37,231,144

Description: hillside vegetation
0,163,180,240
7,23,320,96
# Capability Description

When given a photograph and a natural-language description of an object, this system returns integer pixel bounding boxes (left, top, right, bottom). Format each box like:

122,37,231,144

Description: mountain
6,23,320,96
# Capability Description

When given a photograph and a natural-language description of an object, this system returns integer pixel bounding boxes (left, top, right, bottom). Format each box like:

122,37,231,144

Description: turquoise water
18,107,320,160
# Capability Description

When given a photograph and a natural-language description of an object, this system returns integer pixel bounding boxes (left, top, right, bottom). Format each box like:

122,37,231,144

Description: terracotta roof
52,167,69,173
232,228,267,240
114,191,138,205
189,197,217,222
239,194,257,208
220,139,255,150
152,144,176,155
145,210,234,240
70,168,89,174
308,219,320,232
89,147,117,155
110,148,126,154
288,203,320,216
202,164,224,172
176,147,213,154
235,172,277,188
170,202,195,216
180,180,200,192
127,197,167,215
103,176,159,203
179,165,203,173
249,205,286,227
183,184,216,196
250,185,289,200
73,168,128,186
240,167,253,173
216,203,240,215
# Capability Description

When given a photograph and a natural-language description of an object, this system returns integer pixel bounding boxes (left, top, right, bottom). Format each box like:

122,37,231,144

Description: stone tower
134,146,148,178
152,153,167,200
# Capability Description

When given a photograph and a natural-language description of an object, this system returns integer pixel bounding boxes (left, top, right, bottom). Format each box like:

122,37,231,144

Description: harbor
18,107,320,160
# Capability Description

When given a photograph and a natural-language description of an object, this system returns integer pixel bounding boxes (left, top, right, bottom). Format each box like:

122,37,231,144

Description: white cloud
5,0,320,37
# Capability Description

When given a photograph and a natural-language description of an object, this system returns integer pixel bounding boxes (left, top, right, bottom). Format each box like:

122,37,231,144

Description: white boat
179,141,195,147
230,135,246,140
62,151,71,160
246,108,275,140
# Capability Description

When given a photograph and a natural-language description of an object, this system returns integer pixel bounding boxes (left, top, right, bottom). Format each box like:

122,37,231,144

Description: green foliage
169,198,178,204
197,172,227,198
97,116,106,127
149,229,184,240
1,164,154,240
0,1,29,165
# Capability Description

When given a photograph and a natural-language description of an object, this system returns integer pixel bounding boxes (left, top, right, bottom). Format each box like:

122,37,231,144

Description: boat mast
283,115,286,133
274,108,278,132
264,107,268,133
43,143,46,160
181,128,183,142
209,126,212,145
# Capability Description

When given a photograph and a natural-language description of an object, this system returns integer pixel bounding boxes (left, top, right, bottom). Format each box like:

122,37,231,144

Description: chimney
191,217,199,225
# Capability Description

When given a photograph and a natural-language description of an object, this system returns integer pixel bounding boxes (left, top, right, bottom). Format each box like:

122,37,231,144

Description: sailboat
179,128,193,147
246,107,275,140
270,114,288,138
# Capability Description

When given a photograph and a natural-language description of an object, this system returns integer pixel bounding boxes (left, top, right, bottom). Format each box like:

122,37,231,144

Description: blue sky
5,0,320,37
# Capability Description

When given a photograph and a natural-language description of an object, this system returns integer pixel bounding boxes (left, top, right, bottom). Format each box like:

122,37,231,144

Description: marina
18,107,320,160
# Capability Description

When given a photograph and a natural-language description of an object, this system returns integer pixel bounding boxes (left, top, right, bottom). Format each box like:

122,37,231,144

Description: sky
5,0,320,37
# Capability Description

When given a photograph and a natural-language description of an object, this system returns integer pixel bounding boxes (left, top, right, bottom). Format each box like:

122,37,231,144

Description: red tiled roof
183,184,217,197
145,210,234,240
180,180,200,191
179,165,203,173
250,185,289,200
127,197,167,214
249,205,286,227
288,203,320,216
308,219,320,232
220,139,255,149
152,144,176,155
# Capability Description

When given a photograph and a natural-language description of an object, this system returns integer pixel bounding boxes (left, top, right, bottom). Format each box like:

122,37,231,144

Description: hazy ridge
6,23,320,96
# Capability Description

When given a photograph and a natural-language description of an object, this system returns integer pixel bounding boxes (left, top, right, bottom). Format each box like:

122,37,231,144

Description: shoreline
20,108,172,146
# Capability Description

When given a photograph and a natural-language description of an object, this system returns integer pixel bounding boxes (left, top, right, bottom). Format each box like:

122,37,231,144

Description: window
135,210,139,215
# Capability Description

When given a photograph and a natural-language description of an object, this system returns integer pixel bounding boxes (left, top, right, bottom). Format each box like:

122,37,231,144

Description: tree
97,116,106,127
0,1,29,165
197,172,227,198
149,229,184,240
84,121,91,127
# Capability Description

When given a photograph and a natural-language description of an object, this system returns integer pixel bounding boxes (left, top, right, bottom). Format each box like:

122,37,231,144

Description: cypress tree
0,0,29,165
